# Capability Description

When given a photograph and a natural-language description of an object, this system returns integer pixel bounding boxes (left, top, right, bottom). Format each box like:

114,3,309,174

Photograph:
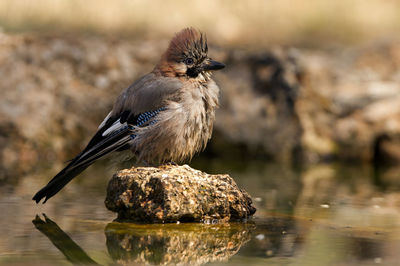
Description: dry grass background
0,0,400,47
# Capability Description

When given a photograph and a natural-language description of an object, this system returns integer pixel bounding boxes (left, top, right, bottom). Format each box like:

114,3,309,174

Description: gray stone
105,165,256,222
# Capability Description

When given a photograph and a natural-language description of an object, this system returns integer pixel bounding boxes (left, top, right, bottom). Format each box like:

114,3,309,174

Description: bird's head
156,28,225,80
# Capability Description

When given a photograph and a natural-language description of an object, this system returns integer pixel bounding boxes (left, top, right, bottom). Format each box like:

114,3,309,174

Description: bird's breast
131,79,220,164
177,81,219,154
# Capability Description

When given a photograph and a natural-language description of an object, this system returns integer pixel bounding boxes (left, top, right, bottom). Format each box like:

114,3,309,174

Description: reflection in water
32,214,254,265
32,214,98,265
11,162,400,265
31,212,396,265
105,222,255,265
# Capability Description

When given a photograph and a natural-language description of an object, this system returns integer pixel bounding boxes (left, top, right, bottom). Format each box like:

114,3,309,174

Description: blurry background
1,1,400,265
1,0,400,178
2,0,400,174
1,0,400,46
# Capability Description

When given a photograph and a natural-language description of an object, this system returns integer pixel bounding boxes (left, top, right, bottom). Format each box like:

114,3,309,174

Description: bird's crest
166,27,208,62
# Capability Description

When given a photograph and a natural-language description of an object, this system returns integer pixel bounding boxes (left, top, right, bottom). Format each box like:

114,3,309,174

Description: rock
104,165,256,222
214,48,303,162
297,43,400,163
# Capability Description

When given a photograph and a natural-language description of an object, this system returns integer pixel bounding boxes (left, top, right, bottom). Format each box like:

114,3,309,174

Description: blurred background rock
1,0,400,180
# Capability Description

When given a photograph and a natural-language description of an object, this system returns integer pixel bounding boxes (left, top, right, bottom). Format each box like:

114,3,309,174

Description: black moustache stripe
186,67,200,78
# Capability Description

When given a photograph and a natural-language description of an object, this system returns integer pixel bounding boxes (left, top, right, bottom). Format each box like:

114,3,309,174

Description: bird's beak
203,59,225,71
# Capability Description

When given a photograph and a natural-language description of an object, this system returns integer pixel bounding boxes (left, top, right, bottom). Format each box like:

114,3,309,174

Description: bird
33,28,225,203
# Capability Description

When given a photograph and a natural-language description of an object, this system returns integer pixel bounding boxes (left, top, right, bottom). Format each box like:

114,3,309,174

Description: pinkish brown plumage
33,28,225,203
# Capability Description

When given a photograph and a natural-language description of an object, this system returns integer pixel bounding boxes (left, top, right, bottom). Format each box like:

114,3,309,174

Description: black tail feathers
32,162,90,203
33,126,132,204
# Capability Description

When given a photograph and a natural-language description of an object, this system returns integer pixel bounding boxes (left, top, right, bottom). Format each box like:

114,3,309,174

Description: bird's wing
109,72,183,121
78,73,183,161
33,73,183,203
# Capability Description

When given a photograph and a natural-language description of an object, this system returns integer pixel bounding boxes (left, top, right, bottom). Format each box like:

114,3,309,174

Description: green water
1,158,399,265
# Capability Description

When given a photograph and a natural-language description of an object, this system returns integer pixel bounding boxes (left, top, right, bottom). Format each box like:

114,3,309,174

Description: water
1,158,400,265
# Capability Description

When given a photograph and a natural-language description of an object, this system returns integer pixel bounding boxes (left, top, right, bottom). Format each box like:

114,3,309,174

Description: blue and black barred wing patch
134,107,166,127
128,107,166,139
101,107,166,137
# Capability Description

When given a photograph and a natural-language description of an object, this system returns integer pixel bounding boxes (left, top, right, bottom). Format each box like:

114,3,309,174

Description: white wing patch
102,119,127,136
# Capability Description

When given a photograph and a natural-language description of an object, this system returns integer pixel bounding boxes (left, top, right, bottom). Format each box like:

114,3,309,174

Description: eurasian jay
33,28,225,203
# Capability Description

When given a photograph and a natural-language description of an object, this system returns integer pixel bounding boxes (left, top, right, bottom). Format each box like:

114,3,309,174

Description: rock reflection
28,163,400,265
105,221,255,265
32,214,254,266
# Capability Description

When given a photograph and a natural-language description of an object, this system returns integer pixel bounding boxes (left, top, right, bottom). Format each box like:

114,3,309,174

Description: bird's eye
184,58,194,65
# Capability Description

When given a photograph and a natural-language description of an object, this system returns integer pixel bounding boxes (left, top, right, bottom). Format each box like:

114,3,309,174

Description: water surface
1,159,400,265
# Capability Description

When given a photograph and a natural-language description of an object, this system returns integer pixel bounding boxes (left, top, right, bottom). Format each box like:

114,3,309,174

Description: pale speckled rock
105,165,256,222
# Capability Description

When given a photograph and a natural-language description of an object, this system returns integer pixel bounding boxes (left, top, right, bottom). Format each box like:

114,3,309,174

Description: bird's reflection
32,214,98,265
33,214,254,265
